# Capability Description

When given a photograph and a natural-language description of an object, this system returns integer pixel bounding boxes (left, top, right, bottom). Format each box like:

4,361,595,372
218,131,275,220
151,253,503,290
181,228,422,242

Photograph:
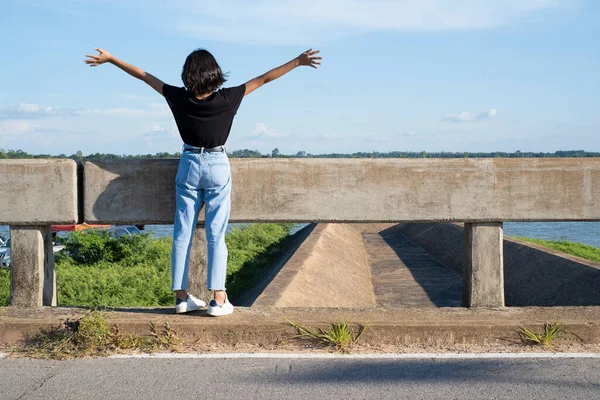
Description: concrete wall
395,222,600,306
0,159,78,225
4,158,600,309
84,158,600,224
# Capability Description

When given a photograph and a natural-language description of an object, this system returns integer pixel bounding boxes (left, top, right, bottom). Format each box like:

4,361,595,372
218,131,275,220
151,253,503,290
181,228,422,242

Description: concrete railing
2,158,600,308
1,160,79,307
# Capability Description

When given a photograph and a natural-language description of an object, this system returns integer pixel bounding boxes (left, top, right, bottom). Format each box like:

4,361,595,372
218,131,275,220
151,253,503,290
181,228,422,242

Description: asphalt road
2,355,600,399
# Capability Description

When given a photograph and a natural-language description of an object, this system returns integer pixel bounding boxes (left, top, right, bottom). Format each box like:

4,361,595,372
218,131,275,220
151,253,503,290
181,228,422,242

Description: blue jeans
171,145,231,292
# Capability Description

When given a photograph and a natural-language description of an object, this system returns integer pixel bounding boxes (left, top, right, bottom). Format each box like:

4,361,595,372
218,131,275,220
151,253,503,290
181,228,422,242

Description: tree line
1,148,599,161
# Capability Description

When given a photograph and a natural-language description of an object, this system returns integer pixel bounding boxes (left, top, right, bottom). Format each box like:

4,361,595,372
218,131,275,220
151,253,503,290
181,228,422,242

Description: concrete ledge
84,158,600,224
1,307,599,347
0,159,78,224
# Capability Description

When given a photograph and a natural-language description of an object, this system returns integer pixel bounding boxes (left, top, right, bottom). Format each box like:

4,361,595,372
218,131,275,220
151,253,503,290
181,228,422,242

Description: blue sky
0,0,598,155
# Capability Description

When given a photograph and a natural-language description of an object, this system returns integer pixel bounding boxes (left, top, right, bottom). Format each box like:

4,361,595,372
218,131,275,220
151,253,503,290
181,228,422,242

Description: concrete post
188,227,210,303
10,226,56,307
463,222,505,308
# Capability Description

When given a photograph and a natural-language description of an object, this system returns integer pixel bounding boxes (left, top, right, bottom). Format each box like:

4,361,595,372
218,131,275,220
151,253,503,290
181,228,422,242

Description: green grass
519,323,566,348
289,319,368,353
15,310,182,359
0,223,294,307
514,237,600,264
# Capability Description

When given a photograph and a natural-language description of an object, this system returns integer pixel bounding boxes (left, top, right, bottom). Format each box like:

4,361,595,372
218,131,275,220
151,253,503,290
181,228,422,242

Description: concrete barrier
4,158,600,309
0,159,78,225
82,158,600,308
0,159,78,307
84,158,600,224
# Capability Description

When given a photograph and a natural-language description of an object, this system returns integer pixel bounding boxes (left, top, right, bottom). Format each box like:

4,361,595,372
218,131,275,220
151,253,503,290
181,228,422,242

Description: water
503,222,600,247
1,222,599,248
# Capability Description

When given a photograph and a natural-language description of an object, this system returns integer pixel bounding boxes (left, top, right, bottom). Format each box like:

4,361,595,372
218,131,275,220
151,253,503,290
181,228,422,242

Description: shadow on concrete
232,224,317,307
87,159,180,225
369,225,462,308
397,223,600,307
245,359,598,391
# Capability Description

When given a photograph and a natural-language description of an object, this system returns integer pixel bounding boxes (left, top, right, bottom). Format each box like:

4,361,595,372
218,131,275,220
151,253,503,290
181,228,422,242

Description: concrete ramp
252,224,377,308
364,229,463,308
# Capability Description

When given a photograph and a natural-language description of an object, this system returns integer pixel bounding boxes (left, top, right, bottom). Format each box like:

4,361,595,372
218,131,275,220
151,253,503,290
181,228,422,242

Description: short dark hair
181,49,227,95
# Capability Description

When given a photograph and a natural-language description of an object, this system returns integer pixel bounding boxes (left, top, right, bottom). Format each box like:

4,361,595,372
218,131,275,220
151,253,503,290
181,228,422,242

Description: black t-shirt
162,83,245,148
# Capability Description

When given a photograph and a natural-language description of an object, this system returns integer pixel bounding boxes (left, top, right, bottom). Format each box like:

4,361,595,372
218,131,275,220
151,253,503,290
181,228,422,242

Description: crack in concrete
15,369,57,400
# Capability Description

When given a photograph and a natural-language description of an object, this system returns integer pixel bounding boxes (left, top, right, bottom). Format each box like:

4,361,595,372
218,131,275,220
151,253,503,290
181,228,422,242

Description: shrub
0,269,9,306
0,224,294,307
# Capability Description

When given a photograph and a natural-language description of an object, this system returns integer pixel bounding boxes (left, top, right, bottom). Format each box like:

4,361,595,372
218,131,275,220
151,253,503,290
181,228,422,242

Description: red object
51,223,110,232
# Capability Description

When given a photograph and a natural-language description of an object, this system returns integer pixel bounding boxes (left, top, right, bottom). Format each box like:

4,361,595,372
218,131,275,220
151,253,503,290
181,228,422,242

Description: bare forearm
260,58,300,84
108,55,146,81
85,48,165,95
243,49,320,96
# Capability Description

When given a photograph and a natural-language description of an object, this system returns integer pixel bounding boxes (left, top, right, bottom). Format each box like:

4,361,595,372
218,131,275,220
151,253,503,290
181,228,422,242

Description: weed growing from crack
289,319,367,353
14,310,181,359
519,322,566,348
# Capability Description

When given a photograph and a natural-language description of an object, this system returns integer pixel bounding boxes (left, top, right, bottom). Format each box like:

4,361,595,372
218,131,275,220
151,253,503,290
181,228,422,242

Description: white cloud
0,102,171,120
477,109,498,119
318,133,339,139
443,109,499,122
0,103,77,119
83,102,170,118
253,122,283,138
139,0,579,44
0,119,35,135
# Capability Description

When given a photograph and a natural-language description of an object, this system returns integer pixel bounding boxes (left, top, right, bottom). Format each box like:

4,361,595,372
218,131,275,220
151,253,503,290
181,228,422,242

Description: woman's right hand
297,49,322,69
84,48,113,67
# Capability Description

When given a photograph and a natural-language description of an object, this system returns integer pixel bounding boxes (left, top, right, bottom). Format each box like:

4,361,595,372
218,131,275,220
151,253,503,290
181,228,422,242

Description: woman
84,47,321,316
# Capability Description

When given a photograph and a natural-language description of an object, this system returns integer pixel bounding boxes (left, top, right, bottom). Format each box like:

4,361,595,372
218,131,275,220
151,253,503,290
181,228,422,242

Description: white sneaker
206,295,234,317
175,294,206,314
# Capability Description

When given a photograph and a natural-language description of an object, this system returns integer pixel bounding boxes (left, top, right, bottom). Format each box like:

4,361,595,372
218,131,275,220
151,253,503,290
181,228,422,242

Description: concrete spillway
240,223,600,308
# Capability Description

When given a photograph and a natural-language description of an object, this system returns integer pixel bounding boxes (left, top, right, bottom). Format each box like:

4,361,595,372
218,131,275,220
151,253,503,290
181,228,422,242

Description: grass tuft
15,310,181,359
519,322,566,348
289,319,367,353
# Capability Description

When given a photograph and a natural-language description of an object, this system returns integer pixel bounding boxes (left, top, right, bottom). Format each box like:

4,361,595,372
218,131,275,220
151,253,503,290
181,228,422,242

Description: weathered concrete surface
252,224,376,308
188,228,210,303
396,223,600,306
9,226,56,307
235,224,317,307
463,223,505,308
83,159,600,224
364,229,462,308
1,306,600,346
0,159,78,225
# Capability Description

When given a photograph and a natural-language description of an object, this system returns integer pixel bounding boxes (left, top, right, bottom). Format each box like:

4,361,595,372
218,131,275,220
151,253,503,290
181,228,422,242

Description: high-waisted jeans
171,145,231,292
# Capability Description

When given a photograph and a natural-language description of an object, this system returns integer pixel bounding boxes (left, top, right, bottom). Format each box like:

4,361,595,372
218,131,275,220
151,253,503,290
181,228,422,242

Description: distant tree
271,148,280,158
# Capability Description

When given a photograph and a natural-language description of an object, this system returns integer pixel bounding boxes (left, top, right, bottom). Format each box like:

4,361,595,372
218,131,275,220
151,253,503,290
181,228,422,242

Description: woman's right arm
244,49,321,96
85,48,166,96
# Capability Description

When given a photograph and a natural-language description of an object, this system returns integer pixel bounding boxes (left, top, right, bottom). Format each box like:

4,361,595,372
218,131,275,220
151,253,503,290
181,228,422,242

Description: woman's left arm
85,48,165,96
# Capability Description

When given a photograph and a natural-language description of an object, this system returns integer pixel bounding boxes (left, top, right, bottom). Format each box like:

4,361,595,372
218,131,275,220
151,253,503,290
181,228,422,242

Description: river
1,222,599,248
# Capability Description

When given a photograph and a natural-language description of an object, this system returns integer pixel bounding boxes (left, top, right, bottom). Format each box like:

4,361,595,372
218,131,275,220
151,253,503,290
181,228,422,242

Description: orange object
51,223,110,232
